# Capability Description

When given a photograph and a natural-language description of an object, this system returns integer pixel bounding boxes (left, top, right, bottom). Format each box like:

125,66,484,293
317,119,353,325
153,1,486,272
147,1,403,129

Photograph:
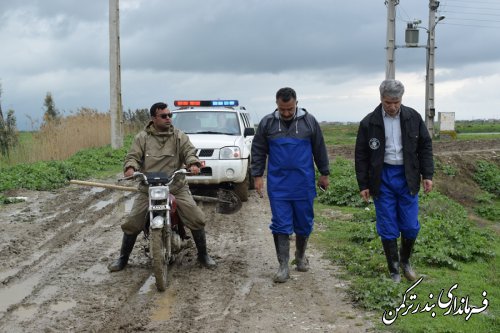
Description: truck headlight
150,187,168,200
220,146,241,159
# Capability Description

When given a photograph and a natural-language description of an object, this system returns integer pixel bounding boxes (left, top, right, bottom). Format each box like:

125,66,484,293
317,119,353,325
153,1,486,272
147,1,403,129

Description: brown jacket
124,122,200,193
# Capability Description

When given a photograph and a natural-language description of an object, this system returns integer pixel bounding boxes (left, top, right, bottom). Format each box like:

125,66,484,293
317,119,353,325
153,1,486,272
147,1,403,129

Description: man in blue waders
355,79,434,283
251,87,330,283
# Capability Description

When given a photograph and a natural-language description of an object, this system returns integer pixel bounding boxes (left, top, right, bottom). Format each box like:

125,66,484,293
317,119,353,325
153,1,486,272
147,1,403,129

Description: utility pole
109,0,123,149
425,0,443,138
385,0,399,79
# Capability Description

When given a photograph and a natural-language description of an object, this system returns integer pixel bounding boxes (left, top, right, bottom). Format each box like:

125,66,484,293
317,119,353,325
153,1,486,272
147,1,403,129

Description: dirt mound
434,151,499,207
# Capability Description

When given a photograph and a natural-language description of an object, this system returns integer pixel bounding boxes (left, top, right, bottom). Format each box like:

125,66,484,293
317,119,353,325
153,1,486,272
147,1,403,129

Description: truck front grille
198,149,214,157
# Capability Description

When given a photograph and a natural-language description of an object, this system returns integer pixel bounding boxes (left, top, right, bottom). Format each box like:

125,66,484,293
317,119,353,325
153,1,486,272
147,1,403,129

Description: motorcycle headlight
150,187,168,200
219,146,241,159
151,215,164,229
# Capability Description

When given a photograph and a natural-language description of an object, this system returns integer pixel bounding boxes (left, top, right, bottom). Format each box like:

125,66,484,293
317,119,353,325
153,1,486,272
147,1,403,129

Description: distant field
455,120,500,133
320,120,500,145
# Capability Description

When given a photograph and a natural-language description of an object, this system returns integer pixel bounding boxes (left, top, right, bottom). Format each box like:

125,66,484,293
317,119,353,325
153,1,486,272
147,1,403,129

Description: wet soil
0,183,375,332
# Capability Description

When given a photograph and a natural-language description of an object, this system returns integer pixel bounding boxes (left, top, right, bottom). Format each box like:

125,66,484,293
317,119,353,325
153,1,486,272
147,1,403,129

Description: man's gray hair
379,79,405,99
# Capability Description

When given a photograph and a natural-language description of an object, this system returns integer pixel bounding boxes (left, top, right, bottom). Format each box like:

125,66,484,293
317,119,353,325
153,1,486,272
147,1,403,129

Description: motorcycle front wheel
151,228,168,291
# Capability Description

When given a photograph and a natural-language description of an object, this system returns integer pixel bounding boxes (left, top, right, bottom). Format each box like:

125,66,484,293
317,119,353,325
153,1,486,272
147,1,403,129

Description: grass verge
314,188,498,333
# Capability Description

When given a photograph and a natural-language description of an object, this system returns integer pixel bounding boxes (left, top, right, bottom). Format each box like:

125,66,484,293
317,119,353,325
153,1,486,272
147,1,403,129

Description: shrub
317,158,365,207
473,160,500,196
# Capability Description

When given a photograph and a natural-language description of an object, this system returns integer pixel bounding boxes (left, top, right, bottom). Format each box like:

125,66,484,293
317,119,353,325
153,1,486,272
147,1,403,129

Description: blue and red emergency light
174,100,239,107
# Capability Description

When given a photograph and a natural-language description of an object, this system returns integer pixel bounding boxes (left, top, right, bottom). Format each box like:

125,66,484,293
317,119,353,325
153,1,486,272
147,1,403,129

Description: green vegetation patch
0,138,131,193
320,123,359,145
473,160,500,196
455,120,500,133
474,193,500,222
317,158,365,207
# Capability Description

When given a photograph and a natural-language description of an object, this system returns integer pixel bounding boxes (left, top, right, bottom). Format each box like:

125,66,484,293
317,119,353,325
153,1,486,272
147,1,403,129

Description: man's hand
254,176,264,198
423,179,433,194
124,167,135,177
360,189,370,203
318,175,329,191
189,165,200,175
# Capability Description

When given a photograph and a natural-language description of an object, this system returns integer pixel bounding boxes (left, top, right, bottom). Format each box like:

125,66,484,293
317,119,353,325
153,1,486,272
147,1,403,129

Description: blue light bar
174,100,239,107
211,100,238,106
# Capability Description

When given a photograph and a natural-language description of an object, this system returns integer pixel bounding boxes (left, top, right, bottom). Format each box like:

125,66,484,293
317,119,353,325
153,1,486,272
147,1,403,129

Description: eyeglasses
157,113,173,119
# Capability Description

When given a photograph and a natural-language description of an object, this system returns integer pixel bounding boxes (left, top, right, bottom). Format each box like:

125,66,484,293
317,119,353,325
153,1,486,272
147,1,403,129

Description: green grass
455,120,500,134
320,123,359,145
456,133,500,140
0,136,132,194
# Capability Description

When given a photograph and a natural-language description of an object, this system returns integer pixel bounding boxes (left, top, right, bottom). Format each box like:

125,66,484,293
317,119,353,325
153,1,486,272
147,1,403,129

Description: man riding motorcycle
108,102,217,272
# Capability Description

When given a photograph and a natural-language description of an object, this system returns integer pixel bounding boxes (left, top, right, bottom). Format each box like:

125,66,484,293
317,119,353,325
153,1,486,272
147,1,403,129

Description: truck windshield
172,111,240,135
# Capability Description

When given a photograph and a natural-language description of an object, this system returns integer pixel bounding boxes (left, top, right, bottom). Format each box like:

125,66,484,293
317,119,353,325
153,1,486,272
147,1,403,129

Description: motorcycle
119,168,191,291
70,169,241,291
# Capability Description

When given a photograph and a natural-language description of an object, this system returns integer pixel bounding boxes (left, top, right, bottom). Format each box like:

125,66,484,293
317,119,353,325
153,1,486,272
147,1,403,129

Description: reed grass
1,110,112,166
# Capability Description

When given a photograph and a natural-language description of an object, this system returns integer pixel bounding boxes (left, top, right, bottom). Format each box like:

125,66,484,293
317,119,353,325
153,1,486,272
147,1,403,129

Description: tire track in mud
1,187,126,285
0,184,149,332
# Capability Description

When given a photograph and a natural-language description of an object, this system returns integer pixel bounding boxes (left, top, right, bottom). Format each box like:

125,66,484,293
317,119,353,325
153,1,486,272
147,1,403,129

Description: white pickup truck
171,100,255,201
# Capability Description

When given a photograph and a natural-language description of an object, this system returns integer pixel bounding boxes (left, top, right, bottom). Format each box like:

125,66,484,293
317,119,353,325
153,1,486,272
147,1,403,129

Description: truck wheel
234,175,249,202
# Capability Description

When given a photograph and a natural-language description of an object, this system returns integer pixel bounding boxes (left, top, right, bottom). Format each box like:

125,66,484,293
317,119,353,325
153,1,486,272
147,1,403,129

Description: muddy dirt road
0,182,375,332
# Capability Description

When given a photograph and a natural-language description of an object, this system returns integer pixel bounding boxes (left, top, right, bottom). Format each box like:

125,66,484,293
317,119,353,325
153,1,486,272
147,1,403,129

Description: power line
444,4,500,11
440,0,500,29
446,0,500,5
440,22,500,29
445,17,500,23
440,10,500,17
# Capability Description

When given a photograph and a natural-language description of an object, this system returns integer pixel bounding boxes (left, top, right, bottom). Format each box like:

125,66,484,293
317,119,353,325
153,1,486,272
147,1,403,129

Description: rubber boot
381,239,401,283
400,237,418,281
273,234,290,283
191,229,217,269
108,233,138,272
295,235,309,272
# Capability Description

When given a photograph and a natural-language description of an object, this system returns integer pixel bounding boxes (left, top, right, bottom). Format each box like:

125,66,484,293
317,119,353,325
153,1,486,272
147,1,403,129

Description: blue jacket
251,108,330,200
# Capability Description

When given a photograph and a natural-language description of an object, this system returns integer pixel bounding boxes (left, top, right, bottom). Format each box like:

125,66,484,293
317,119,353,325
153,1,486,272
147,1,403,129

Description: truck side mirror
244,127,255,137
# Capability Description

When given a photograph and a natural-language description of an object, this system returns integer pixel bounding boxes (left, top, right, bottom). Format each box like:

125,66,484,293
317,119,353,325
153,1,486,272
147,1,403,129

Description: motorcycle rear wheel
151,229,168,291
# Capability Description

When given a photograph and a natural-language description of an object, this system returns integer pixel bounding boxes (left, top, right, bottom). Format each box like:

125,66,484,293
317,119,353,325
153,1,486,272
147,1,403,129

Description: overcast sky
1,0,499,130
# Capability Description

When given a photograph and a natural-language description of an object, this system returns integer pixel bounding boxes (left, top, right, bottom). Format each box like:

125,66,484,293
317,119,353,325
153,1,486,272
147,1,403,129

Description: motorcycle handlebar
118,168,192,185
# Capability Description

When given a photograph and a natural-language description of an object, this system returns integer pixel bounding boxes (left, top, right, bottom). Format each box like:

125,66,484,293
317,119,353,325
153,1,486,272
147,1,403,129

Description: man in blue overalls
355,79,434,282
251,87,330,283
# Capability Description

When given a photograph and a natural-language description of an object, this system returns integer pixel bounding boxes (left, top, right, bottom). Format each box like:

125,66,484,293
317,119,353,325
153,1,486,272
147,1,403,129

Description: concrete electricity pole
425,1,438,137
425,0,444,138
385,0,399,79
109,0,123,149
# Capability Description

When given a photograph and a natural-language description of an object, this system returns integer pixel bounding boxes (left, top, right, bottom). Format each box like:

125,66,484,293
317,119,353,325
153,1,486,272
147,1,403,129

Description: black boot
400,237,418,281
381,239,401,283
108,233,138,272
295,235,309,272
191,229,217,269
273,234,290,283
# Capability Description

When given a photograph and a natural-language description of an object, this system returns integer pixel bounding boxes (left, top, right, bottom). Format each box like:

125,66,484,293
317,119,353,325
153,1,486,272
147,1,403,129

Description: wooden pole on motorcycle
69,180,235,205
